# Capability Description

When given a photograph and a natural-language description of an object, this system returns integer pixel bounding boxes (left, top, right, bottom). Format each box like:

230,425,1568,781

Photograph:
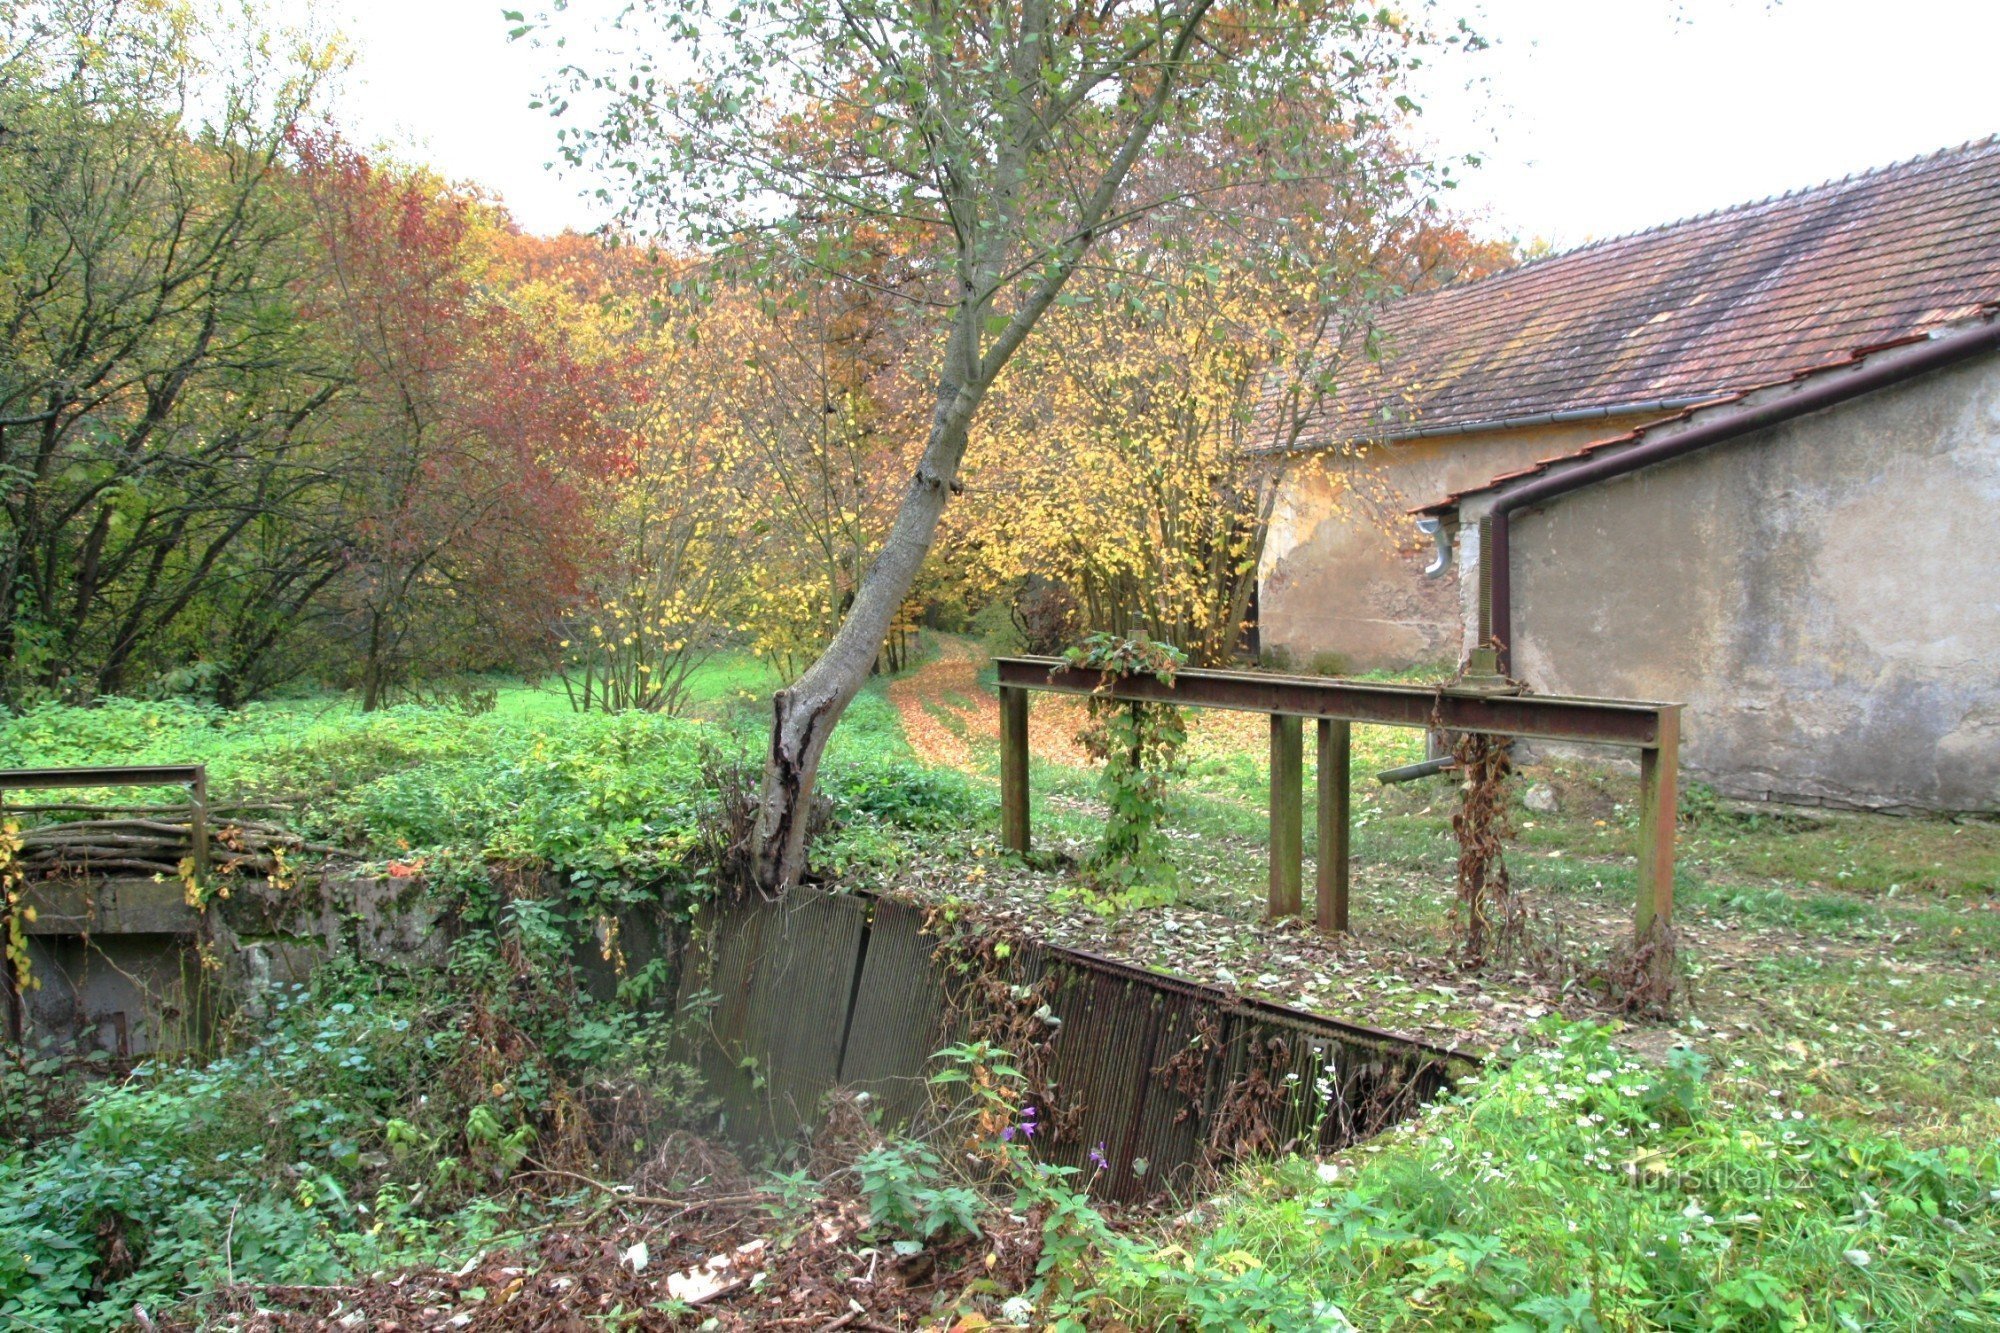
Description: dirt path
885,634,1090,770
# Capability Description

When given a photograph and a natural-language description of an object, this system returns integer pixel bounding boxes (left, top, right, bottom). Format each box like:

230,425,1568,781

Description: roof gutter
1372,397,1713,446
1261,396,1713,458
1482,316,2000,676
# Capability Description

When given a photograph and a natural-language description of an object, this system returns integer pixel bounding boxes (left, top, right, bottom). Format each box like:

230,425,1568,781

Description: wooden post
1634,707,1679,937
189,764,210,884
1268,714,1303,919
1315,719,1351,934
999,686,1029,855
1,779,15,1044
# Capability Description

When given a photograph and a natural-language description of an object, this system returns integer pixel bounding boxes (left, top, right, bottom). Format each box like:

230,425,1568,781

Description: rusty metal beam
1268,715,1303,919
1635,708,1681,938
0,764,206,789
994,657,1668,746
1316,719,1351,934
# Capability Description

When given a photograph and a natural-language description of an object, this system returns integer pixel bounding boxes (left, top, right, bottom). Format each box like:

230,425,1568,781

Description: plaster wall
1259,415,1666,671
1509,352,2000,813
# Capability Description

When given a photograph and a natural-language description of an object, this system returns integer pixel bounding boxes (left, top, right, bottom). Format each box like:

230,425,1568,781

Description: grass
8,633,1999,1328
0,651,959,882
1085,1024,2000,1330
962,666,2000,1326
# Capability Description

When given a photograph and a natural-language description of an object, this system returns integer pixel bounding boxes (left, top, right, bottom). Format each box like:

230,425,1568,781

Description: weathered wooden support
189,767,209,883
1268,714,1303,919
999,685,1030,855
1316,719,1351,934
1634,705,1681,937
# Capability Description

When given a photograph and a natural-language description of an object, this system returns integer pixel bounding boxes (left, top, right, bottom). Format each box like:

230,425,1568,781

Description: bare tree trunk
750,373,979,890
742,0,1216,891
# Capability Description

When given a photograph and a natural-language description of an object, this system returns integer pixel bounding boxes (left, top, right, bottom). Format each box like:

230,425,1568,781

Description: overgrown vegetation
0,670,987,1327
1065,634,1190,906
7,660,2000,1326
1084,1022,2000,1329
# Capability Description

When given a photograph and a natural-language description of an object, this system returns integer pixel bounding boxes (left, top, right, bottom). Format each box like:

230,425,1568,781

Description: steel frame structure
994,657,1681,938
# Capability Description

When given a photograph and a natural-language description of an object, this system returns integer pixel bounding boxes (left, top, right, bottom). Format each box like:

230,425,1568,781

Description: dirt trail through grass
886,635,1089,770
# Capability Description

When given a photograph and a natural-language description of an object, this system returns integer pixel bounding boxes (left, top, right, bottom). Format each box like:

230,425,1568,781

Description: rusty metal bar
994,657,1667,746
0,762,211,878
0,764,206,789
999,686,1029,854
1268,715,1302,919
995,657,1683,936
1316,719,1351,934
1635,708,1681,938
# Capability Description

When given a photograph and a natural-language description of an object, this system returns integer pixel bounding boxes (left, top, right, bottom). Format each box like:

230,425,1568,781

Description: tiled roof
1301,136,2000,447
1411,313,2000,516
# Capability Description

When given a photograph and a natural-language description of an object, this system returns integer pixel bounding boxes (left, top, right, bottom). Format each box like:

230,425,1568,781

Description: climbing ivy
0,822,32,1001
1063,634,1188,906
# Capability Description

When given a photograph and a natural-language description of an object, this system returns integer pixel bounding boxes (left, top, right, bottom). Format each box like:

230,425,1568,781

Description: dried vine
923,907,1079,1145
1,821,32,1002
1448,728,1519,966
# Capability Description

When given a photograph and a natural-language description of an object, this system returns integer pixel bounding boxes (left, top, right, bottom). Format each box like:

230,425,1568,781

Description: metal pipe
1374,396,1712,444
1376,756,1457,785
1260,396,1713,456
1485,317,2000,674
1417,516,1453,578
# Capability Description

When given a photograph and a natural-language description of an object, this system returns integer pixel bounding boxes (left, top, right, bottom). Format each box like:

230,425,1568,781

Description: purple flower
1088,1142,1110,1171
1001,1105,1040,1143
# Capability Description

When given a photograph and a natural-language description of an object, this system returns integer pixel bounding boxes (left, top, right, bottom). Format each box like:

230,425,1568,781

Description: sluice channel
676,888,1474,1202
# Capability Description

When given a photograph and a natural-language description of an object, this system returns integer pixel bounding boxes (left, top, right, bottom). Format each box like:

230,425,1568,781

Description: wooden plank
189,766,209,884
999,686,1029,855
1635,707,1680,937
1268,714,1303,919
1316,719,1351,934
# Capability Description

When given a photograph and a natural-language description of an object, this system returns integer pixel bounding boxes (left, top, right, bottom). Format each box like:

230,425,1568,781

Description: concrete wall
1507,351,2000,813
1259,415,1665,671
18,873,443,1055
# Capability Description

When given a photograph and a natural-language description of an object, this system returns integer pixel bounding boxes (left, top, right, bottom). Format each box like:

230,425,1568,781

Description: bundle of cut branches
7,811,350,879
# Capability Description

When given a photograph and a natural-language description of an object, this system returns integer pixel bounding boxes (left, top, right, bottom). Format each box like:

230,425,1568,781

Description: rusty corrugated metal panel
680,889,1475,1200
837,895,950,1126
677,887,867,1149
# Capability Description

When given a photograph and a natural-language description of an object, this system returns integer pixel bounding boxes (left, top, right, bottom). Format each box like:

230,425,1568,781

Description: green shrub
1072,1023,2000,1330
0,949,709,1329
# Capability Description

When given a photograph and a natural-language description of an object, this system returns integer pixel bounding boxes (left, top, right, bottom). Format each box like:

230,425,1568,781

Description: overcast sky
298,0,2000,248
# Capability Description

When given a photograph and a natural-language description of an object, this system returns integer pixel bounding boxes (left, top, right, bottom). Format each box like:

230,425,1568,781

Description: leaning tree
542,0,1471,890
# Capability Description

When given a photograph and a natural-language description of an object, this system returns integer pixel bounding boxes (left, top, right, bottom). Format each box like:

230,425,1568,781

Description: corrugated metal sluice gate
677,888,1473,1203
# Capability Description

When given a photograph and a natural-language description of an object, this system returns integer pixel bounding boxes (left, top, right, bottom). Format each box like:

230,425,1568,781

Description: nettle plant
1063,634,1188,906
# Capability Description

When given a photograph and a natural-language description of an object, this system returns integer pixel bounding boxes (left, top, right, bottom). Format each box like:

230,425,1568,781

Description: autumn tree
295,136,592,708
543,255,759,714
715,270,933,679
547,0,1471,889
978,145,1514,667
0,1,344,704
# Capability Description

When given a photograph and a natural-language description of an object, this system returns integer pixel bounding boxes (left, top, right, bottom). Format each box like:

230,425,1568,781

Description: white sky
297,0,2000,246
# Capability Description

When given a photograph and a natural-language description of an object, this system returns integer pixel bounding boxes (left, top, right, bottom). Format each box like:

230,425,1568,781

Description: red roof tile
1302,137,2000,446
1410,312,2000,516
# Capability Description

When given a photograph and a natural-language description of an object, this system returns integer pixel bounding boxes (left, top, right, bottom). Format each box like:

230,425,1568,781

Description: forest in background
1,0,1510,720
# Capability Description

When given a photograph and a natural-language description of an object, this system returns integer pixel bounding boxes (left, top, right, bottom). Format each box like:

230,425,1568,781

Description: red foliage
291,132,599,695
